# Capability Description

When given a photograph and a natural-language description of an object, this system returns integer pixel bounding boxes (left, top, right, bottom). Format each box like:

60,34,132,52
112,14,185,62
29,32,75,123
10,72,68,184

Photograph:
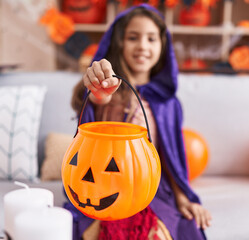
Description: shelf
230,27,249,36
74,24,110,32
75,23,249,35
168,25,223,35
168,25,249,36
70,1,249,70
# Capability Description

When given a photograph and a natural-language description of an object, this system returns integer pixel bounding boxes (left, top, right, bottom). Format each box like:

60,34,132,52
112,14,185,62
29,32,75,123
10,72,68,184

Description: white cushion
0,85,46,181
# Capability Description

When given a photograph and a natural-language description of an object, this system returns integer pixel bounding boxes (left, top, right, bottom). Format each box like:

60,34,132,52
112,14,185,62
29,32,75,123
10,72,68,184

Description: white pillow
0,85,47,181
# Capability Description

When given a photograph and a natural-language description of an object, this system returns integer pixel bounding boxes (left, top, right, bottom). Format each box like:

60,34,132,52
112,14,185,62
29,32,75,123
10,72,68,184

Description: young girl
66,4,211,240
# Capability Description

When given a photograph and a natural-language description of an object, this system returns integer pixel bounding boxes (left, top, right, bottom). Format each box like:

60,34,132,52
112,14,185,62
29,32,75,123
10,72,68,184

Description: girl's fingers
100,59,114,79
86,66,101,89
191,205,201,229
200,210,208,229
84,59,120,99
101,76,120,88
180,207,193,220
84,75,98,92
92,61,105,83
178,201,212,230
191,205,212,230
204,209,212,228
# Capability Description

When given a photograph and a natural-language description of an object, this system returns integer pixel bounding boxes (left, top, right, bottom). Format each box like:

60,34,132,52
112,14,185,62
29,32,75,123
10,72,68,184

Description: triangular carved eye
105,157,119,172
69,152,78,166
82,167,95,183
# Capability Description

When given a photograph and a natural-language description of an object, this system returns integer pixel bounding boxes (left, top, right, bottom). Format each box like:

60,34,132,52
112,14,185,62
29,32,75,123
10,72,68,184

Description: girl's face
122,15,162,78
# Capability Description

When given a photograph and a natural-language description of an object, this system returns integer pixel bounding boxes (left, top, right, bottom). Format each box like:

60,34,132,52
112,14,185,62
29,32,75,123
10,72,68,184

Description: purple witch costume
64,4,206,240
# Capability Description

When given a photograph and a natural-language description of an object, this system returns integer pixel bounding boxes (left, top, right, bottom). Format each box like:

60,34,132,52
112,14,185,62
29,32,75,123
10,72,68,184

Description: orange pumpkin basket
61,75,161,221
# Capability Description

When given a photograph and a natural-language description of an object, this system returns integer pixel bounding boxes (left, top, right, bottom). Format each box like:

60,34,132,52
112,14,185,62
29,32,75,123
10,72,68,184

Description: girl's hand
83,59,121,104
175,192,212,230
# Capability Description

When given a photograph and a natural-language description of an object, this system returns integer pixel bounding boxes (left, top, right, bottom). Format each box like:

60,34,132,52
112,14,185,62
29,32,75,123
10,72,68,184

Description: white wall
0,0,57,71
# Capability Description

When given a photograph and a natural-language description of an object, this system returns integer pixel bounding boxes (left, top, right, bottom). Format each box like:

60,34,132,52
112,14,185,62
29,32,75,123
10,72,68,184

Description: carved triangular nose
82,167,95,183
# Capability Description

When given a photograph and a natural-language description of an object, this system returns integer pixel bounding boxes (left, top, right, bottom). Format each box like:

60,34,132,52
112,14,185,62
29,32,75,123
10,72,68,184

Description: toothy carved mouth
68,186,119,211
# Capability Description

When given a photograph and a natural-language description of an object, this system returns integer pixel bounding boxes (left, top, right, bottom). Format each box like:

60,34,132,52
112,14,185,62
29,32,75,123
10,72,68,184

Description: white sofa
0,72,249,240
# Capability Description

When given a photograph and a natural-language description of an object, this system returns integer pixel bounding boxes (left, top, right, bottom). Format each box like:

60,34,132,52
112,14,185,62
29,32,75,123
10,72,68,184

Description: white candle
3,183,54,239
13,207,73,240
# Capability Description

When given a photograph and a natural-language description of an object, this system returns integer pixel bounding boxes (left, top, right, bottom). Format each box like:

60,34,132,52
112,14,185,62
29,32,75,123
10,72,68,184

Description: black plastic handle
75,75,152,143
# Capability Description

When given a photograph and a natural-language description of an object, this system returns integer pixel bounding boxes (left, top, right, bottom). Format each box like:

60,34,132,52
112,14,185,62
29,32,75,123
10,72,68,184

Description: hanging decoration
39,7,75,44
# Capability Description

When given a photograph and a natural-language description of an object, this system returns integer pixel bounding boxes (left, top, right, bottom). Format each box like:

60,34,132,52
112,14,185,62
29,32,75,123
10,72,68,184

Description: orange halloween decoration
79,44,99,72
229,46,249,70
179,3,210,26
40,8,74,44
62,0,107,24
165,0,179,8
182,59,207,69
238,20,249,28
198,0,220,8
183,129,209,181
117,0,129,8
133,0,159,7
82,43,98,57
61,76,161,221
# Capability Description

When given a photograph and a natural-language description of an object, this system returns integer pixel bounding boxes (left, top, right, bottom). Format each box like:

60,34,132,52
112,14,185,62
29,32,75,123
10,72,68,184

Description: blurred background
0,0,249,74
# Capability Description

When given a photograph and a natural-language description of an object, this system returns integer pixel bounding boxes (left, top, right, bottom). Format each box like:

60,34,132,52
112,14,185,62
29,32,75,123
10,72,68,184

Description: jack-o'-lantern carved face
61,122,161,220
68,155,120,211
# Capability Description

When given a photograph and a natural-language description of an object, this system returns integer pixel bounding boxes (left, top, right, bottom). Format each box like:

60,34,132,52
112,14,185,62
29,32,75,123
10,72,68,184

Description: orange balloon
183,129,209,180
61,121,161,220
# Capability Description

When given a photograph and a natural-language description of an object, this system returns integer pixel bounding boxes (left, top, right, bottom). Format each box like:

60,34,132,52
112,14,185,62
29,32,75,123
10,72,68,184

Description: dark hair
106,7,167,84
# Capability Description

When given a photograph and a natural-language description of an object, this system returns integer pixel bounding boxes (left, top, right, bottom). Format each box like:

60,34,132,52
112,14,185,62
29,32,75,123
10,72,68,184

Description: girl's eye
148,36,158,42
127,36,137,41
